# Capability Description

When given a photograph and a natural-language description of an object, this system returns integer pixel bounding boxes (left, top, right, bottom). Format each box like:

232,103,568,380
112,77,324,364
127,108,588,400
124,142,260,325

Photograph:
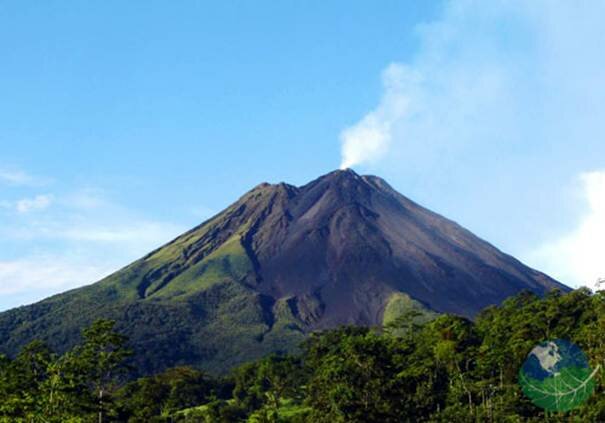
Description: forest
1,288,604,422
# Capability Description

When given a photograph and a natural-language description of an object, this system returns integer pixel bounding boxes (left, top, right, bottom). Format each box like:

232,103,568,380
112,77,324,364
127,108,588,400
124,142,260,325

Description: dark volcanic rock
237,169,565,321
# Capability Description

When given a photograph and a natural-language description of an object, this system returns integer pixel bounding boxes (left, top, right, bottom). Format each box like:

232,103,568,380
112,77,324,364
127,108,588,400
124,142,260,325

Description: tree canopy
1,288,604,422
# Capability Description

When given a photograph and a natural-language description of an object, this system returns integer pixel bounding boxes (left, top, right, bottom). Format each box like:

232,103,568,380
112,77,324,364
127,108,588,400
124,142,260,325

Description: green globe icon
519,339,598,412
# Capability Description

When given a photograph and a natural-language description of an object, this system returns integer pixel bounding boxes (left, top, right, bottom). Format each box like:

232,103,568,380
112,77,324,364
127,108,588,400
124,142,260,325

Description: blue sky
1,1,604,311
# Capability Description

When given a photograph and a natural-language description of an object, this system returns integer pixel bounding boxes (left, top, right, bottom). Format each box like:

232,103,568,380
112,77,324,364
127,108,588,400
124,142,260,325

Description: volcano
0,169,567,374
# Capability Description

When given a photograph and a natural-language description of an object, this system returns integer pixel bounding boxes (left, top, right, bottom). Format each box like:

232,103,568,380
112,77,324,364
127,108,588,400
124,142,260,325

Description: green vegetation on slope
151,234,254,299
382,292,437,332
2,288,605,422
0,220,310,376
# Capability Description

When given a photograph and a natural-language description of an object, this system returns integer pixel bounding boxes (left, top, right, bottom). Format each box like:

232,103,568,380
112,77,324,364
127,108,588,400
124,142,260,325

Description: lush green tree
74,319,132,422
232,361,266,413
305,328,402,422
231,354,306,421
9,340,54,420
116,366,216,421
115,373,170,421
57,320,131,423
36,350,92,421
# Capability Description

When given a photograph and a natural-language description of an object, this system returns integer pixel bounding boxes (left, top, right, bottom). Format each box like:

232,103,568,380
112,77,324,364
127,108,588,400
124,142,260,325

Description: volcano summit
0,169,567,374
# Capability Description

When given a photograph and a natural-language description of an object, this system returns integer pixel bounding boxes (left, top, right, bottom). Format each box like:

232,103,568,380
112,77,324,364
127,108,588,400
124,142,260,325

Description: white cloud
60,221,183,251
528,171,605,287
0,187,187,310
15,194,53,213
0,194,54,214
189,205,216,220
0,254,117,309
0,168,49,187
62,189,109,210
2,205,183,256
0,211,183,311
0,169,34,185
0,256,110,296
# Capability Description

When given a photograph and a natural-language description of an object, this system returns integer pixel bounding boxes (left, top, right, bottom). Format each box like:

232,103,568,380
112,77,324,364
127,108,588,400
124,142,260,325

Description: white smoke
339,64,412,169
337,0,605,287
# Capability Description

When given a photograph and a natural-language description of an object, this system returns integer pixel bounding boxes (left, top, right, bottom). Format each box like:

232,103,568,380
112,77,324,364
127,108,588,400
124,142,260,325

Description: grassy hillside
0,217,306,375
